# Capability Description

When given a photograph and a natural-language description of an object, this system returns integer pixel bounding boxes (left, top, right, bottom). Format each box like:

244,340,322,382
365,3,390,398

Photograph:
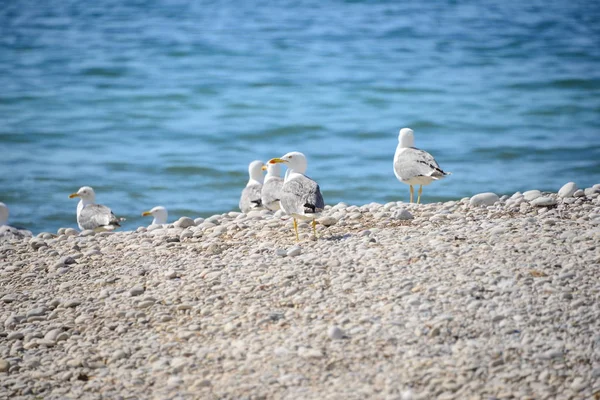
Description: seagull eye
288,156,293,159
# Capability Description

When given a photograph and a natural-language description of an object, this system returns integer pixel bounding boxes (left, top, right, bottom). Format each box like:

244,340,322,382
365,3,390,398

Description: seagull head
262,162,282,177
141,206,168,224
268,151,307,174
69,186,96,202
248,160,265,183
398,128,415,148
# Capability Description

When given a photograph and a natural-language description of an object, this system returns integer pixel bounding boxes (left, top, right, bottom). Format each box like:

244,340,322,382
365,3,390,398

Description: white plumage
261,162,284,211
393,128,451,204
141,206,168,225
268,152,324,241
69,186,122,231
239,160,265,213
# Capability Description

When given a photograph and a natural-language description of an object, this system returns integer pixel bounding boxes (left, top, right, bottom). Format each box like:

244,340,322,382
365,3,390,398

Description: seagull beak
141,211,152,217
69,193,80,199
268,158,287,164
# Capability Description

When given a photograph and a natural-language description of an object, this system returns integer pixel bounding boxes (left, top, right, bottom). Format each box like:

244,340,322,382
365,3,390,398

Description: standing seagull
0,202,32,239
268,152,324,241
69,186,122,231
239,160,265,213
393,128,451,204
141,206,168,225
261,162,284,211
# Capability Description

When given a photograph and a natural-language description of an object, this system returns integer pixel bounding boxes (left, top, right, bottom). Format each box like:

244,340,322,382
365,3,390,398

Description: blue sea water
1,0,599,233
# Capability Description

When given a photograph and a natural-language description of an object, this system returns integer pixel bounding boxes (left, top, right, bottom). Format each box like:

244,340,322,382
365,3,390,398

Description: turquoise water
1,0,599,233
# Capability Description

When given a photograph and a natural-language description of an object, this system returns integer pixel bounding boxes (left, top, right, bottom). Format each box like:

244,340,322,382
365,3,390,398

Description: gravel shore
2,183,600,399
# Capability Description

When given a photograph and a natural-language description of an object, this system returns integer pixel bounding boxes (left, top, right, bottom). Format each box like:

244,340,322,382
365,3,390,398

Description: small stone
130,286,145,296
1,294,16,303
44,329,61,341
393,209,414,220
180,229,193,240
298,347,323,359
26,307,46,318
29,239,47,250
7,331,24,340
165,270,180,279
470,192,499,207
287,246,301,257
573,189,585,197
194,217,205,225
276,249,287,257
174,217,195,229
110,350,128,363
64,299,82,308
558,182,578,198
64,228,78,236
328,326,345,340
193,379,212,388
137,300,154,309
60,256,76,265
0,359,10,372
80,229,95,237
317,216,337,227
523,190,542,201
531,197,557,207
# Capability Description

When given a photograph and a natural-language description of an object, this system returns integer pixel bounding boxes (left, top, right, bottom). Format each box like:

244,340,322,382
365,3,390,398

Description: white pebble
558,182,578,198
470,192,499,207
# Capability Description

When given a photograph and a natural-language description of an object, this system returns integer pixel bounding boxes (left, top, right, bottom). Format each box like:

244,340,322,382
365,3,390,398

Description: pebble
287,246,302,257
558,182,578,198
317,216,337,227
328,326,345,340
523,190,542,201
165,269,180,279
530,197,557,207
64,299,82,308
470,192,499,207
393,209,414,220
130,286,145,296
174,217,196,229
0,183,598,399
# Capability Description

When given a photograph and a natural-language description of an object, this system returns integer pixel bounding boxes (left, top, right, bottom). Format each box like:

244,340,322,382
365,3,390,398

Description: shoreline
1,183,600,399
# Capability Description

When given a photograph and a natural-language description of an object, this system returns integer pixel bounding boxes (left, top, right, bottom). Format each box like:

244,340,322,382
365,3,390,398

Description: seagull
268,152,324,241
0,202,32,239
141,206,168,225
393,128,451,204
239,160,265,213
261,162,284,211
69,186,122,231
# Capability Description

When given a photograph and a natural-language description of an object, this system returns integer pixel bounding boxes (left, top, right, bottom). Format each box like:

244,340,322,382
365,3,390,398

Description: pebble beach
2,182,600,399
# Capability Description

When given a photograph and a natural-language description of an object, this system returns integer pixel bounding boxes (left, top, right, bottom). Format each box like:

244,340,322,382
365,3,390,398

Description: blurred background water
1,0,599,233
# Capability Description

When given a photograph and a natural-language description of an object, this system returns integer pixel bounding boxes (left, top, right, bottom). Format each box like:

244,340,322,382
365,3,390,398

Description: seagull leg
417,185,423,204
312,219,318,238
409,185,414,203
293,218,299,242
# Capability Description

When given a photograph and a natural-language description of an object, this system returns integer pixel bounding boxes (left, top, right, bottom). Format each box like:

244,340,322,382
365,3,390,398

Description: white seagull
69,186,122,231
393,128,451,204
261,162,284,211
0,202,33,239
239,160,265,213
141,206,168,225
268,152,324,241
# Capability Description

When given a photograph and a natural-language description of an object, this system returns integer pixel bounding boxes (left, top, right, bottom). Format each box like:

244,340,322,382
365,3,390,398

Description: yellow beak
268,158,287,164
69,193,80,199
141,211,152,217
261,165,267,171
